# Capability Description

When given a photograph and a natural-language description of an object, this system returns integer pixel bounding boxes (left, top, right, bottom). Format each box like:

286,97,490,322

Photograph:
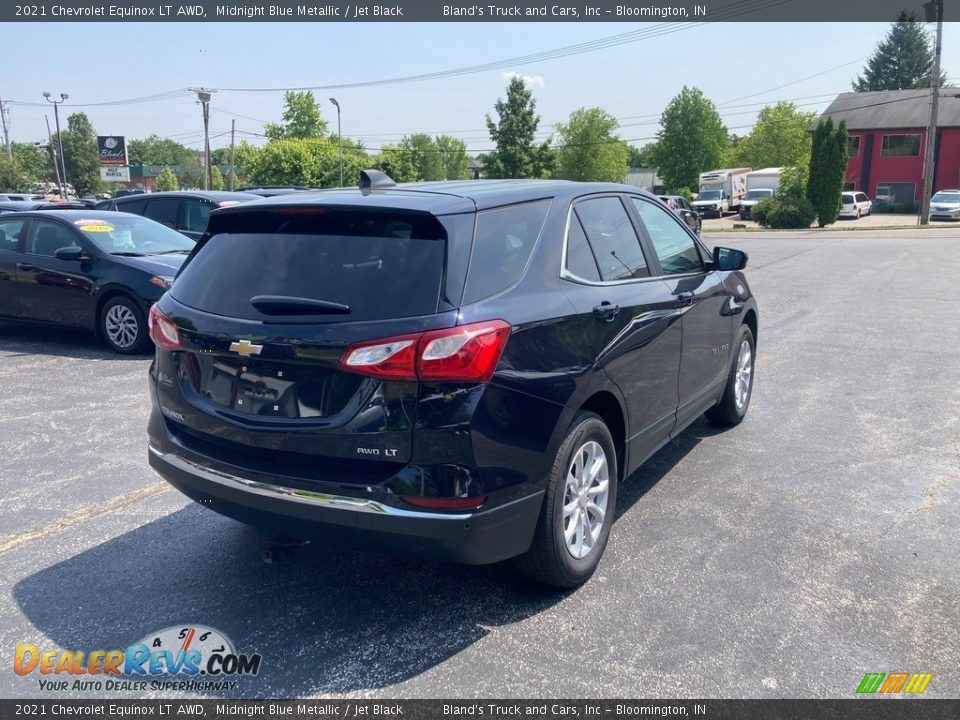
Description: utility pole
919,0,943,226
188,87,215,190
43,91,69,198
330,97,342,187
229,118,236,191
45,115,63,196
0,99,11,160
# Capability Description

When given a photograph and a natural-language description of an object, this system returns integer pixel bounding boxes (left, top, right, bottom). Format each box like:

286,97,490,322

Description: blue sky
5,22,960,153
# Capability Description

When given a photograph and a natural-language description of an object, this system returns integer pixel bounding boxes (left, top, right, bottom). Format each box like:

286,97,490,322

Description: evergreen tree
156,166,179,191
484,77,549,178
264,91,328,140
806,119,848,227
853,12,948,91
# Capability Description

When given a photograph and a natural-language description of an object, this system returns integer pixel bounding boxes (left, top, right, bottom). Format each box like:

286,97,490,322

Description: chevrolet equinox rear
147,171,758,587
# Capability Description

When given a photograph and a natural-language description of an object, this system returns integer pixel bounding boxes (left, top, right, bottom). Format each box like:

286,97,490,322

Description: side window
181,199,215,233
24,220,79,257
857,193,869,203
573,196,648,282
116,197,147,215
143,198,180,228
564,213,601,282
462,199,550,304
631,197,704,276
0,217,26,252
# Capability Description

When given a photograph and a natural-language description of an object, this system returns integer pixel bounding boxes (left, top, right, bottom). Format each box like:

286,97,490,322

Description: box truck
693,168,751,217
739,167,783,219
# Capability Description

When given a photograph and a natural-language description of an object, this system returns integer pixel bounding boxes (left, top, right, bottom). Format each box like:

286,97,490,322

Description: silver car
929,190,960,221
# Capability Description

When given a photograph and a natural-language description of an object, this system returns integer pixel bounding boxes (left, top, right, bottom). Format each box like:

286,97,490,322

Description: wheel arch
579,390,627,482
742,307,758,347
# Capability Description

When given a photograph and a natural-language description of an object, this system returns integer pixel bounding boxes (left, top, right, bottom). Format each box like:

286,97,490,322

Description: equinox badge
229,340,264,357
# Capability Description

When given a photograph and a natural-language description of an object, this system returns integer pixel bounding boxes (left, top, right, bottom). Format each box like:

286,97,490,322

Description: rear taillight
338,320,511,383
148,305,182,351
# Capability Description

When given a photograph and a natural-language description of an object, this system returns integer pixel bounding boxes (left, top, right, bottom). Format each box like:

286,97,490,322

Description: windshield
745,189,773,200
932,192,960,203
698,191,721,201
72,214,194,254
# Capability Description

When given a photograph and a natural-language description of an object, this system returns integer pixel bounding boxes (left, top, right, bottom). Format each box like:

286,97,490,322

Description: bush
751,196,816,229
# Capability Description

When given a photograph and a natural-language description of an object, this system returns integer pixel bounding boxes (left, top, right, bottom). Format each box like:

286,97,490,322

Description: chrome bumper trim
149,445,473,520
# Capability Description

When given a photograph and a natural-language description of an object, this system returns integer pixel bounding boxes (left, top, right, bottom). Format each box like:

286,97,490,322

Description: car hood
111,253,188,276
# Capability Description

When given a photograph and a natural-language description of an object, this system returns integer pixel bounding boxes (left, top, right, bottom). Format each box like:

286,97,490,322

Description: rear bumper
148,445,544,565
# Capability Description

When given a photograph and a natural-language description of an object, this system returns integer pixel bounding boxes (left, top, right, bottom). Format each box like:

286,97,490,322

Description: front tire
514,412,618,588
100,296,149,354
706,324,755,426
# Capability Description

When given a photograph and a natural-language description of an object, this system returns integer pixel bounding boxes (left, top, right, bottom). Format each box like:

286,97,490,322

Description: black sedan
0,210,193,353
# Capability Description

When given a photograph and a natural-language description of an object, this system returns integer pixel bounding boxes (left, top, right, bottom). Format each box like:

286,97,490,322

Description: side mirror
55,246,85,261
713,246,748,271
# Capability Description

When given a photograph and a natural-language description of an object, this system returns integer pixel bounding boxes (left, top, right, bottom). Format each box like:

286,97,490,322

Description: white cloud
501,71,545,88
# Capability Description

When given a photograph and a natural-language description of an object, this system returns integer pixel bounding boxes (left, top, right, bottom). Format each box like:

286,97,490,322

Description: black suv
147,173,758,587
107,191,263,240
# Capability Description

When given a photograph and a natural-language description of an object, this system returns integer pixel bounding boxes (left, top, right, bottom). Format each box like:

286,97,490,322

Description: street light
330,97,342,187
43,91,69,198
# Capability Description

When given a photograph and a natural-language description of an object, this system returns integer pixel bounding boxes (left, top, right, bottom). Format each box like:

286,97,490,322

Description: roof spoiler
359,169,397,192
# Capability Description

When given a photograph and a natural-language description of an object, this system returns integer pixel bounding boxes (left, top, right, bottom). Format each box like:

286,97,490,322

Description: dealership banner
97,136,127,166
5,0,959,22
2,700,960,718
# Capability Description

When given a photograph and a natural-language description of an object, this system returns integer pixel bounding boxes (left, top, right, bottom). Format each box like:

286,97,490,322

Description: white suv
839,191,872,219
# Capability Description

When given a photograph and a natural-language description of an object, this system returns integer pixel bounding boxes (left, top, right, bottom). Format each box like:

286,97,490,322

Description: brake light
402,495,487,511
148,305,182,351
338,320,511,383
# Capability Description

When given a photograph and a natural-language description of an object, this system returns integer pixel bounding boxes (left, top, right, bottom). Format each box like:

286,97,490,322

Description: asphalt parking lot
1,228,958,699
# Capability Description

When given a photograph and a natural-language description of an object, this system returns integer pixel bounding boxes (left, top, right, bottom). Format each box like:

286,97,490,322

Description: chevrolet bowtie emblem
229,340,263,357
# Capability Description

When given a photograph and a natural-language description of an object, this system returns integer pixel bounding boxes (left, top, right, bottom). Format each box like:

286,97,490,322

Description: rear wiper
250,295,351,315
110,251,147,256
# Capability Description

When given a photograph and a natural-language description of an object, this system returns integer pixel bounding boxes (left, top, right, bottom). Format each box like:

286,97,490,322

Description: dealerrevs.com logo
14,625,262,693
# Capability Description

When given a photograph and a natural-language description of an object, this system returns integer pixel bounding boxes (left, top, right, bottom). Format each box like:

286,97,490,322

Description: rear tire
514,412,618,588
100,296,150,354
706,324,755,427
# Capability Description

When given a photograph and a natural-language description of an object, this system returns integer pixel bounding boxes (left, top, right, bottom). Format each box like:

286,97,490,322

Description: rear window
461,200,550,304
171,209,447,322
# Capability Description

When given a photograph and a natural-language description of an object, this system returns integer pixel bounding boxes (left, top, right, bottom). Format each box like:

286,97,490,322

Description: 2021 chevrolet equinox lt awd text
147,172,758,587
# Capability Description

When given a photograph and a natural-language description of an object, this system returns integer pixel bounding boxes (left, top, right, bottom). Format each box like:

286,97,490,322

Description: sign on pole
96,135,127,165
100,166,130,182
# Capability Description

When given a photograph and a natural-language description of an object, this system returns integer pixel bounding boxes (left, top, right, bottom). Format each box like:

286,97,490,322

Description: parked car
146,173,759,587
0,210,194,353
839,191,872,219
928,190,960,221
106,191,263,240
235,185,313,197
658,195,702,234
113,189,145,198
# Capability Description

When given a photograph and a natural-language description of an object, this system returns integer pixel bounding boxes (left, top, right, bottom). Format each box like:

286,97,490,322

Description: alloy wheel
562,440,610,560
734,339,753,409
105,304,140,349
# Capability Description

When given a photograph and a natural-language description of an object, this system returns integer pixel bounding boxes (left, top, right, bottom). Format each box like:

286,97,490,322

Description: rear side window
171,209,447,322
461,200,550,305
144,198,179,228
574,196,649,281
181,199,215,233
0,217,26,252
115,197,147,215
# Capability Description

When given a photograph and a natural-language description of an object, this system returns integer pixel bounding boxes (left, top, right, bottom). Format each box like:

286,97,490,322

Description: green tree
56,112,102,196
554,107,628,182
370,144,418,183
853,12,948,91
231,140,261,184
318,137,368,188
396,134,443,181
156,166,179,191
434,135,469,180
806,118,849,227
651,87,727,192
627,143,658,169
265,91,328,140
484,77,551,178
13,143,53,184
733,102,818,170
210,165,224,190
127,135,196,167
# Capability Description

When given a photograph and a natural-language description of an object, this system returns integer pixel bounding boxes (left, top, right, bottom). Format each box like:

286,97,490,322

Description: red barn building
819,89,960,208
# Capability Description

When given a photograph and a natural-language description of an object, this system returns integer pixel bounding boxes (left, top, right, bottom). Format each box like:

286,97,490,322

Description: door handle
593,301,620,322
676,291,696,306
16,263,35,272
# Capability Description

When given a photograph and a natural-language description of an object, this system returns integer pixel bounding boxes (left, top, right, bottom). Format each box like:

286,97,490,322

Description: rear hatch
154,205,470,479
